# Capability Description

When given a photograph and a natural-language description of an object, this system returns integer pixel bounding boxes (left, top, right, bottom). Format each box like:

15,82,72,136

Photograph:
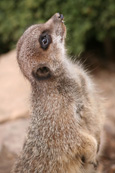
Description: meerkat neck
28,80,77,140
31,84,62,120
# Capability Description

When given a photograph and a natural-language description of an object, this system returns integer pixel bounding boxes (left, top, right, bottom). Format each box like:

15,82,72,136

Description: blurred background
0,0,115,172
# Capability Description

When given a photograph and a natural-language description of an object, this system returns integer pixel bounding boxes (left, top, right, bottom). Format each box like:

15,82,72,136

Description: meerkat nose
57,13,64,20
58,13,64,20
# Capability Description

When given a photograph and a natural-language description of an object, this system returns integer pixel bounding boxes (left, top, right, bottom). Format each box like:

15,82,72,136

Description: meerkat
12,13,104,173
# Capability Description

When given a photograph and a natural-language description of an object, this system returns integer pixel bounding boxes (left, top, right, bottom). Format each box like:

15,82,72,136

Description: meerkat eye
39,32,52,50
42,36,48,45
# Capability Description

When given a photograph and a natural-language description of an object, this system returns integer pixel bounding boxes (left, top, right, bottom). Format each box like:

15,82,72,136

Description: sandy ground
0,50,115,173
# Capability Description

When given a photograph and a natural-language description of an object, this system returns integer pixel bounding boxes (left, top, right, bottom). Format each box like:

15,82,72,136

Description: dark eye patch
39,32,52,50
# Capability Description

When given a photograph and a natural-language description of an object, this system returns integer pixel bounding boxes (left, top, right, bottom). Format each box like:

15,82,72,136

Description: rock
0,118,29,154
0,118,29,173
0,50,30,123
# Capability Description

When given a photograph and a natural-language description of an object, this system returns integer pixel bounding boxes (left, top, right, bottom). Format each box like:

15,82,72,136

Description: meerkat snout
58,13,64,20
39,13,64,50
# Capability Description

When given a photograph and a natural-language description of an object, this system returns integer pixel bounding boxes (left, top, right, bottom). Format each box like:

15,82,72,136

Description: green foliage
0,0,115,54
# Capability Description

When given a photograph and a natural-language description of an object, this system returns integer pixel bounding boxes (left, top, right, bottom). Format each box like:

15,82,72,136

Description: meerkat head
17,13,66,84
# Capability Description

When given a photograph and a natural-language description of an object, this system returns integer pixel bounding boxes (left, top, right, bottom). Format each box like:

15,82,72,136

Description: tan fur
12,13,104,173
